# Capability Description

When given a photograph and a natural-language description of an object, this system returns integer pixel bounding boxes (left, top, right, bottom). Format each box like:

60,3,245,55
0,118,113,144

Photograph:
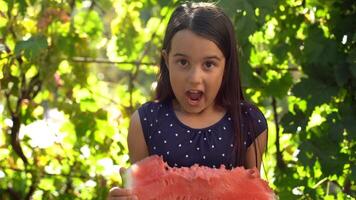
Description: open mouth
186,90,203,105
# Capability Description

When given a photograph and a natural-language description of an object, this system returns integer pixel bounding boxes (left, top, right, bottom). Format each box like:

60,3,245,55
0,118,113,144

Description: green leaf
72,111,97,138
264,73,293,98
305,123,347,176
281,104,308,134
319,153,345,176
252,0,275,10
271,43,289,64
236,15,257,45
157,0,172,7
17,0,27,16
74,10,103,39
325,113,344,142
240,60,263,88
341,113,356,140
302,27,340,83
96,109,107,120
348,48,356,78
235,0,254,15
218,0,242,16
351,165,356,181
232,0,257,43
292,78,339,109
298,141,317,168
349,65,356,78
80,98,98,112
303,27,325,64
251,0,277,20
14,35,48,61
334,64,350,87
274,167,302,197
6,0,14,15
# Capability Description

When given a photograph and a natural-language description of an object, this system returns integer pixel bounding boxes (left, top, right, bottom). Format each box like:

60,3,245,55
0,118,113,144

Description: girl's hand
107,167,138,200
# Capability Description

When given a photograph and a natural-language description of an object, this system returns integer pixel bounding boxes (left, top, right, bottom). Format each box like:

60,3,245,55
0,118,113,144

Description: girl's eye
177,59,188,67
204,61,216,69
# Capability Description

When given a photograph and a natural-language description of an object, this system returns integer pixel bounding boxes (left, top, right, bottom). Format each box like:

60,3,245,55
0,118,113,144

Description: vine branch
272,97,286,169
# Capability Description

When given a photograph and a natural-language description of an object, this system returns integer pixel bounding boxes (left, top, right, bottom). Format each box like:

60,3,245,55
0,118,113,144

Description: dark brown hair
156,2,247,166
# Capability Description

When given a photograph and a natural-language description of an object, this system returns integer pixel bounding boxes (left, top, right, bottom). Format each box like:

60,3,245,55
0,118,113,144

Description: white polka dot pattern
138,101,267,169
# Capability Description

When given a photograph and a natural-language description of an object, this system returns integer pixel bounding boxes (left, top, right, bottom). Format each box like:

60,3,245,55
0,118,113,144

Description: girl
108,2,268,199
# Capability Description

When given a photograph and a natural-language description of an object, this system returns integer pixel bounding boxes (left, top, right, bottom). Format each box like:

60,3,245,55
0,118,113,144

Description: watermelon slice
123,155,277,200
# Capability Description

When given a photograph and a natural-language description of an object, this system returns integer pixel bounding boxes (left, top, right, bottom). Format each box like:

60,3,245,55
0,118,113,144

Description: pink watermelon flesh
124,155,276,200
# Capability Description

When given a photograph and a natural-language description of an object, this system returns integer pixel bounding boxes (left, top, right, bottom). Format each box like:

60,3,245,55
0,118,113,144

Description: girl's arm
245,129,268,171
127,110,149,163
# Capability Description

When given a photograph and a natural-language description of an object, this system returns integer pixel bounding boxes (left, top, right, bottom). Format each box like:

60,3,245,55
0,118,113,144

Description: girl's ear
162,50,169,67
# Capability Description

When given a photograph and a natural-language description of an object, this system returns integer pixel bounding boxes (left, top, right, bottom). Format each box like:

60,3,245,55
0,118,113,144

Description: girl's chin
181,107,203,115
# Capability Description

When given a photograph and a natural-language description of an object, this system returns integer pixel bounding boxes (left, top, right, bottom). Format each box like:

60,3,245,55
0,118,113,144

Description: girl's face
163,29,226,114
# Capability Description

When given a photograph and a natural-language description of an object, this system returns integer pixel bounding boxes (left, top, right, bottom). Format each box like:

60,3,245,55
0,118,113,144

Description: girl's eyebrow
173,53,188,57
173,53,222,61
203,55,222,61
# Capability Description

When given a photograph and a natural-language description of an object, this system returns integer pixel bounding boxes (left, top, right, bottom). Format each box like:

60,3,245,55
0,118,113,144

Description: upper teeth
189,90,200,93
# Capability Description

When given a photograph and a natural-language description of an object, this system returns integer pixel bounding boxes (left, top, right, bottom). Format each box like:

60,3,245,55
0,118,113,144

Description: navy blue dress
138,100,267,169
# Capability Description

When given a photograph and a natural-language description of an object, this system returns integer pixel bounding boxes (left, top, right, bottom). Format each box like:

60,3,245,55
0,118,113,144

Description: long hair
155,2,246,166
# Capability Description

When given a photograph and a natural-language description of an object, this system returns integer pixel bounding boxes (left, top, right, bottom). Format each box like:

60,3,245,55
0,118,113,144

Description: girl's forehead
169,29,224,59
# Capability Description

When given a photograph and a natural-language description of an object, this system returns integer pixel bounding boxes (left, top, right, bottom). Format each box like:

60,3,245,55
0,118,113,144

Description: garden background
0,0,355,199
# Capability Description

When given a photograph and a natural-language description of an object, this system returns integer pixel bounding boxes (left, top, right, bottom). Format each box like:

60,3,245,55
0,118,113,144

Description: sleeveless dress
138,100,267,169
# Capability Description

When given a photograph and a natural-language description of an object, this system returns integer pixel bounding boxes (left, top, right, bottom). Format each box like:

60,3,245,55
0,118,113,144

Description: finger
110,196,138,200
109,187,132,196
120,167,130,188
119,167,127,177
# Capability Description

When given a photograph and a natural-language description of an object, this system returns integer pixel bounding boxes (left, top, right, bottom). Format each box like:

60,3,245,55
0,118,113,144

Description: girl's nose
188,66,203,84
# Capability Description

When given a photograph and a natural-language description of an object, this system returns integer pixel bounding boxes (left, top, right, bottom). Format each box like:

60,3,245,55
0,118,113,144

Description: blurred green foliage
0,0,355,199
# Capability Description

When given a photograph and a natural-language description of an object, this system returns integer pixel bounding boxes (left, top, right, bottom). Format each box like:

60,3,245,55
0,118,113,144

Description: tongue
187,92,202,100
